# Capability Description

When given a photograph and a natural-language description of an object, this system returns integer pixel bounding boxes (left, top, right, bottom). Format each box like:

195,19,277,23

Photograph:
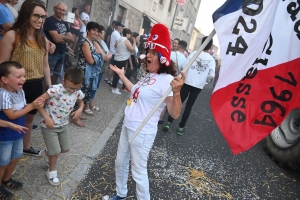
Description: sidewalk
11,66,129,199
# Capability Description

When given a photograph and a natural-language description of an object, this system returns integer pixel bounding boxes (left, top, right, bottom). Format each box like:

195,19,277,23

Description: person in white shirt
79,4,90,38
104,23,185,200
163,36,215,135
171,40,187,75
158,40,188,124
104,21,124,85
111,28,136,95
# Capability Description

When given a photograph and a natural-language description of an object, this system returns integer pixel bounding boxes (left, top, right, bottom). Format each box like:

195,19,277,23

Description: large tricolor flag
210,0,300,154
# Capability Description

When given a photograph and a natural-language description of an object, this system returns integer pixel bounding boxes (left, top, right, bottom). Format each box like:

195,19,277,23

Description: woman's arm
128,56,133,70
124,39,136,52
93,41,109,61
82,41,95,65
0,30,15,62
43,41,52,88
110,64,134,91
166,72,186,119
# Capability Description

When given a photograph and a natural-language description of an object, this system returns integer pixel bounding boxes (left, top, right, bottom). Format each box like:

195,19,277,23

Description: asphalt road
70,83,300,200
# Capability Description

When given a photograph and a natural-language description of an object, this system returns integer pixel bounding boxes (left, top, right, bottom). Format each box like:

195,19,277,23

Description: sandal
71,119,85,127
92,106,100,111
83,109,94,116
2,178,23,190
0,186,13,200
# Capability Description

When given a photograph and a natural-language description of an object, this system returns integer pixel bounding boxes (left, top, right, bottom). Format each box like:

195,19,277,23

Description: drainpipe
108,12,112,26
111,0,118,22
170,2,178,31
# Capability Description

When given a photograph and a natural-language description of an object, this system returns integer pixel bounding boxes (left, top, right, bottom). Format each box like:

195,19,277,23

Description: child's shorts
41,125,70,155
0,137,23,166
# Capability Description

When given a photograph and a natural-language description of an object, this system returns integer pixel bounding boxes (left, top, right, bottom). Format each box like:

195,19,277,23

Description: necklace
127,73,157,106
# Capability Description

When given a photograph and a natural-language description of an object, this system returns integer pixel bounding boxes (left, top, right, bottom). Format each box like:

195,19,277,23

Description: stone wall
125,5,143,33
72,0,93,13
91,0,115,28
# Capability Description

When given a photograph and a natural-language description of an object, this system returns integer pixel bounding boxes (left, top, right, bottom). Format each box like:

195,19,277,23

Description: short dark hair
0,61,23,78
98,24,105,33
86,21,100,33
132,32,139,38
64,67,84,85
178,40,187,50
174,38,180,42
202,36,213,50
72,7,78,13
122,28,132,36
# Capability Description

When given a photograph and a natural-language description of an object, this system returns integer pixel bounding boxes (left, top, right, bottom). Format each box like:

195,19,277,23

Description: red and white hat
143,23,171,67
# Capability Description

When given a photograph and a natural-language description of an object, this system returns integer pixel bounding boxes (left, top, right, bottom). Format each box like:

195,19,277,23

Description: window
152,2,157,11
159,0,164,5
168,0,173,13
117,5,126,24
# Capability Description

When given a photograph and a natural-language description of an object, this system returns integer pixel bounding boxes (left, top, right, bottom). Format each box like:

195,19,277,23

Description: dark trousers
167,83,202,128
112,60,128,88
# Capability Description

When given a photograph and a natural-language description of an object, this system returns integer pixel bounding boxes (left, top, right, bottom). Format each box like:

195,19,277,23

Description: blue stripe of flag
212,0,243,23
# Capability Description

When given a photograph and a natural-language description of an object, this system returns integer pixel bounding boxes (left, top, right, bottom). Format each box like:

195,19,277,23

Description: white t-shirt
109,30,121,54
41,84,84,128
124,73,174,134
80,12,89,33
171,51,187,75
185,51,216,89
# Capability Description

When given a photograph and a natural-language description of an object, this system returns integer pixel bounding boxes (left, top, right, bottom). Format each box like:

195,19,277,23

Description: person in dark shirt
43,2,74,84
104,20,116,49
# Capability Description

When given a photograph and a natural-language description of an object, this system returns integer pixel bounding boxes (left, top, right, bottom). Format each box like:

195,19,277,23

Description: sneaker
41,150,49,165
118,79,123,84
121,87,130,93
46,169,60,186
163,122,171,131
32,124,38,130
102,194,126,200
106,81,112,87
112,88,121,95
177,127,185,136
23,146,41,156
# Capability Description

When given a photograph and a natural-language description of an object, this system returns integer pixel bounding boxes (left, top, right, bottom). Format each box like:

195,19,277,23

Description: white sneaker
112,88,121,95
41,150,49,166
118,79,123,84
46,169,60,186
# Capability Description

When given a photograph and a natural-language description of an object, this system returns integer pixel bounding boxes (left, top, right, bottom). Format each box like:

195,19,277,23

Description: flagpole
128,29,216,143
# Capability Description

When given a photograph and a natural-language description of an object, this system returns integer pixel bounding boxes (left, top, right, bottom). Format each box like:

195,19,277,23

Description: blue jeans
0,138,23,166
90,73,104,99
48,53,65,76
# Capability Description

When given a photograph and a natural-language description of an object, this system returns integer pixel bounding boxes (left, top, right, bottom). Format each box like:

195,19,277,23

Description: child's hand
71,110,81,121
45,117,55,128
33,98,45,108
8,122,28,134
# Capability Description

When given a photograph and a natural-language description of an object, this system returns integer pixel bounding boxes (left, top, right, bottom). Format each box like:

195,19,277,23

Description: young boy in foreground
38,67,85,185
0,61,43,199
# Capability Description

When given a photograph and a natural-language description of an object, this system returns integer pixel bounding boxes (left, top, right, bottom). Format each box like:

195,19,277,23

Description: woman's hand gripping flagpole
128,29,216,143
